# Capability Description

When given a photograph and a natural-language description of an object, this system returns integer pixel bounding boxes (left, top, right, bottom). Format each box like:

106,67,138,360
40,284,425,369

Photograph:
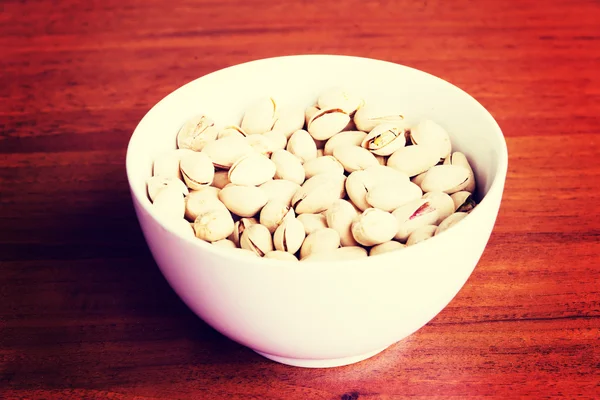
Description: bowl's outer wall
126,55,508,360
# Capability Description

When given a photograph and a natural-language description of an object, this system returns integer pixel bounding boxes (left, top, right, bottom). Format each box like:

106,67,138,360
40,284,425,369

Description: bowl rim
125,54,509,268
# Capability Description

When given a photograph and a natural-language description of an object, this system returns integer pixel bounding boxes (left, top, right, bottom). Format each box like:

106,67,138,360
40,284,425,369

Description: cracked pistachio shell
176,114,219,151
353,103,405,133
264,251,299,261
317,87,364,115
271,105,305,139
259,179,301,206
303,155,344,179
292,173,346,214
162,217,196,238
153,149,192,180
240,223,273,257
299,228,341,260
387,144,440,178
445,152,476,193
324,130,367,156
184,187,226,221
420,164,470,194
262,130,288,150
180,151,215,190
324,199,360,247
246,134,276,157
297,213,328,235
147,175,189,202
259,200,295,233
217,125,247,140
230,217,259,247
392,198,439,242
286,129,318,163
271,149,306,185
369,241,406,256
361,122,407,156
212,239,238,249
345,166,409,212
307,108,351,141
305,105,320,126
406,225,437,246
212,170,231,189
241,96,277,135
302,246,368,262
351,208,398,246
273,217,306,254
152,186,186,220
218,184,268,217
201,136,254,169
193,208,235,242
422,191,455,224
451,191,477,213
435,212,468,236
366,181,423,212
228,153,276,186
410,119,452,161
333,145,379,173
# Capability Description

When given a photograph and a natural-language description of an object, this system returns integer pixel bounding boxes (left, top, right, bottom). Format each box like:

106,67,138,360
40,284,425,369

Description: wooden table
2,0,599,398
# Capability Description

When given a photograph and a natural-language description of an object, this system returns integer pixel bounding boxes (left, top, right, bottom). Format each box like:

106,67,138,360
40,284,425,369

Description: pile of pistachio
147,88,478,262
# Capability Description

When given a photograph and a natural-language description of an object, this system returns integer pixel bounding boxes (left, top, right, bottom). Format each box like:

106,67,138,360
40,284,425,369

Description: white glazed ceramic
125,55,508,368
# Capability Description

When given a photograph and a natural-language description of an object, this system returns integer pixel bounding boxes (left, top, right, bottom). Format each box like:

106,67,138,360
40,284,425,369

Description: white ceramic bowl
126,55,508,368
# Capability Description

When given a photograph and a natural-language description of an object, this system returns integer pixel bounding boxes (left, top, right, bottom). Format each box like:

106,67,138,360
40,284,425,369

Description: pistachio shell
286,129,318,163
162,217,196,238
180,151,215,190
212,239,238,249
406,225,437,246
212,170,231,189
304,105,320,126
184,187,227,221
364,165,410,184
240,223,273,256
152,186,186,220
259,200,295,233
292,173,345,214
217,125,247,140
271,105,305,139
447,152,476,193
153,149,191,179
351,208,398,246
218,184,268,217
241,96,277,135
435,212,468,236
317,88,363,115
262,130,288,150
273,217,306,254
387,144,440,177
344,170,372,211
193,208,235,242
302,246,368,262
302,155,344,179
259,179,301,206
366,181,423,212
411,171,428,187
270,149,306,185
451,191,477,213
392,199,439,242
420,165,470,194
231,248,261,258
147,175,189,202
370,241,406,256
299,228,341,259
333,145,379,173
228,153,276,186
176,114,219,151
324,130,367,156
307,108,351,140
409,119,452,160
201,136,254,169
245,134,276,156
264,251,299,261
230,217,259,247
422,191,455,224
297,213,328,235
324,199,360,247
361,122,407,156
353,103,405,133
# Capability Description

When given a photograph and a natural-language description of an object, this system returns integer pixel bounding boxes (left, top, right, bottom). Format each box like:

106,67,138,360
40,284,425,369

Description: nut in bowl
126,55,508,368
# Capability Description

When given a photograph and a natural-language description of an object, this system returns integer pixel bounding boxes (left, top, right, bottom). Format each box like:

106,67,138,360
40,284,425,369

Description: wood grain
1,0,599,398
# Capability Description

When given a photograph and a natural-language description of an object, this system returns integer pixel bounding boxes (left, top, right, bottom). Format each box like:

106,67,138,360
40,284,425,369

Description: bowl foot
254,346,389,368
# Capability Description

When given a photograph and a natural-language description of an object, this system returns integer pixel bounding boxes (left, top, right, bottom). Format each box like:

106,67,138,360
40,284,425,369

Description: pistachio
301,246,368,262
153,149,191,180
240,96,277,135
228,153,276,186
264,251,299,261
304,105,320,126
292,173,346,214
364,165,410,185
176,114,219,151
180,151,215,190
259,179,301,206
286,129,318,163
420,165,470,194
184,187,227,221
260,200,295,233
422,191,455,224
332,145,379,173
387,144,440,177
435,212,468,236
369,241,406,256
411,171,428,187
230,217,259,247
160,217,196,239
307,108,351,140
345,167,408,212
218,184,268,217
316,149,325,157
375,155,387,166
240,223,274,257
271,105,305,139
392,199,439,242
406,225,437,246
201,136,253,169
409,119,452,161
361,122,407,156
324,199,360,247
270,149,306,185
147,175,189,202
152,185,186,221
366,181,423,212
303,155,344,179
193,208,235,242
317,87,363,115
451,191,477,213
351,208,398,246
217,125,247,140
212,170,231,189
297,213,328,235
299,228,341,259
231,248,261,258
273,217,306,254
212,239,238,249
353,103,404,133
262,130,288,150
445,152,476,193
246,134,276,157
324,130,367,156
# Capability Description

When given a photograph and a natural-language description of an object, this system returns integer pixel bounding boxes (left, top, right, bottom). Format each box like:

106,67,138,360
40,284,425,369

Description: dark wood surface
2,0,599,398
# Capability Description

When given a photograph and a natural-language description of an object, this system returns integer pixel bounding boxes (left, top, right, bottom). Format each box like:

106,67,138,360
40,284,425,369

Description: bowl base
254,346,389,368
